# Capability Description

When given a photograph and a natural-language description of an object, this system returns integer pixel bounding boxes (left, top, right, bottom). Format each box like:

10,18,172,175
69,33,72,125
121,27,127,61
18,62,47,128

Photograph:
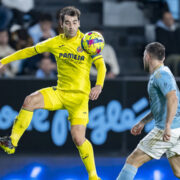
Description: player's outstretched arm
0,46,38,66
89,58,106,101
131,112,153,136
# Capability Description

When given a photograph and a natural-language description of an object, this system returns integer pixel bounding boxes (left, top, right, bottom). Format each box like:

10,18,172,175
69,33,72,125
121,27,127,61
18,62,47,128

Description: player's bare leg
168,155,180,178
117,148,152,180
71,125,100,180
22,91,45,111
126,148,152,168
0,91,44,154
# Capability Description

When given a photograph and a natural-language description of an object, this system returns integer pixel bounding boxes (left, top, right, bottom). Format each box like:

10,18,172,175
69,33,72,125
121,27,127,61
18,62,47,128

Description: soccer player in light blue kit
117,42,180,180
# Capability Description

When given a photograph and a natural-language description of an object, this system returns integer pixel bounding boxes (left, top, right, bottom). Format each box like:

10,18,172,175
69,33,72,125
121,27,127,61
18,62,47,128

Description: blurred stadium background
0,0,180,179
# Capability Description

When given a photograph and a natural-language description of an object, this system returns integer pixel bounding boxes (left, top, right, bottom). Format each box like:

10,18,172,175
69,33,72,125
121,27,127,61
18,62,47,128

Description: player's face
143,50,150,72
62,15,80,38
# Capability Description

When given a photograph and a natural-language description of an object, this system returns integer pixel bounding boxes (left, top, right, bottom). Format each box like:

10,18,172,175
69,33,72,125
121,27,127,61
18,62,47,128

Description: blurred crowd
0,0,58,78
0,0,180,78
0,0,121,79
155,11,180,76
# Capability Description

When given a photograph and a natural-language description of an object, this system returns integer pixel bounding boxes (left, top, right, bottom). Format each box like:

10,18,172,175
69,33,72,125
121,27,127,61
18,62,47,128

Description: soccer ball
81,31,105,55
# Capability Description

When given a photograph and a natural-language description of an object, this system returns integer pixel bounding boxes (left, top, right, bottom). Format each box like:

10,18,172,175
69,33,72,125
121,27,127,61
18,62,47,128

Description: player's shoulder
37,35,60,45
159,66,172,77
154,66,173,80
48,35,61,42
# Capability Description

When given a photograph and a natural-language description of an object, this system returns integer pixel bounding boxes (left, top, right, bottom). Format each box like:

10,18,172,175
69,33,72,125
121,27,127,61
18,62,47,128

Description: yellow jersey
1,30,106,95
35,30,102,94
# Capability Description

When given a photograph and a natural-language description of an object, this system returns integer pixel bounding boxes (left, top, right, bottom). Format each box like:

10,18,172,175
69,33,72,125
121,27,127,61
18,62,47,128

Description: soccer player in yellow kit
0,6,106,180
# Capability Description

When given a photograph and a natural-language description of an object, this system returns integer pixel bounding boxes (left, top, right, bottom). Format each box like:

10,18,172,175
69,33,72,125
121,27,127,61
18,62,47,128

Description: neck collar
152,64,164,74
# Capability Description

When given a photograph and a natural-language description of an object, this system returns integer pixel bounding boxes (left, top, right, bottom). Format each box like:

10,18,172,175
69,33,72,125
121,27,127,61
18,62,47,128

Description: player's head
144,42,165,72
59,6,81,38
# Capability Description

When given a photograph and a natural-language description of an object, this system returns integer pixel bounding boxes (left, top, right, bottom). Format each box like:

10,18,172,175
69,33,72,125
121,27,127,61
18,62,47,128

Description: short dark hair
145,42,165,61
59,6,81,23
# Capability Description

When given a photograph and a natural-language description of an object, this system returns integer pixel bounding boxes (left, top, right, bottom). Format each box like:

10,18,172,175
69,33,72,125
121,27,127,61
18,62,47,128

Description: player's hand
131,122,145,136
163,127,171,141
89,85,102,101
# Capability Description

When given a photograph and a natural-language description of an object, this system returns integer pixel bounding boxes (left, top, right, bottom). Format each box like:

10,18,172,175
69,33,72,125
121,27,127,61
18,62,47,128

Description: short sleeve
155,71,176,96
35,38,53,54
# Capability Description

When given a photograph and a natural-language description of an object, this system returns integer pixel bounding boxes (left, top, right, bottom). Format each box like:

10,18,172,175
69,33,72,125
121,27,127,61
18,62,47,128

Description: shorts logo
77,46,84,52
82,155,89,159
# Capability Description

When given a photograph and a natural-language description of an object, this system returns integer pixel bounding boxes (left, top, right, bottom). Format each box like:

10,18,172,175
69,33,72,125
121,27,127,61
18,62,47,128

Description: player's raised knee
22,95,37,111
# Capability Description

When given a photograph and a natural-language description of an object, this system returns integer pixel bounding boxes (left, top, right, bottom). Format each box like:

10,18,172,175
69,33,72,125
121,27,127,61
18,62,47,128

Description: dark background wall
0,77,168,155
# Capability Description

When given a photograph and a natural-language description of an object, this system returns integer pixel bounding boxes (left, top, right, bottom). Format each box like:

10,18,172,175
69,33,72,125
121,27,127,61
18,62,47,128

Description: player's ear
146,53,151,61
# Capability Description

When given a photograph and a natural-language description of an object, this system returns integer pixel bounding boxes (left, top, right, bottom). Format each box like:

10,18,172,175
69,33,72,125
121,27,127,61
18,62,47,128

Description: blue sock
116,163,138,180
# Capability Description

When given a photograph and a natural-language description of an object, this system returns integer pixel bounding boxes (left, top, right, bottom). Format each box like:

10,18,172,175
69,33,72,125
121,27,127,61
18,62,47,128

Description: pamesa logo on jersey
59,53,84,61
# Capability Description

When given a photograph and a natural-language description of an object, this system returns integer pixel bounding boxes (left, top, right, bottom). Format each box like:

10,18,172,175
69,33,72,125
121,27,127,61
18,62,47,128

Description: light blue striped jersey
148,65,180,129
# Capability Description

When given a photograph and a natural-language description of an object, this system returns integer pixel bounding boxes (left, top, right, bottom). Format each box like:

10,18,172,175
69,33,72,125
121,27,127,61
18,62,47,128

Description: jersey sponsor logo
59,53,84,61
77,46,84,52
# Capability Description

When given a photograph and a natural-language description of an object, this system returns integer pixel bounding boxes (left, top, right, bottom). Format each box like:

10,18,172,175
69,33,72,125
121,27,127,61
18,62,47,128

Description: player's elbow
171,95,178,105
167,93,178,107
101,62,107,74
104,64,107,74
96,63,106,77
101,65,107,80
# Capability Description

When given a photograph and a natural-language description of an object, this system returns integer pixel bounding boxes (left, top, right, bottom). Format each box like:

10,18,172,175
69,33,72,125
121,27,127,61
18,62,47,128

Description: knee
71,126,86,146
71,133,85,146
22,95,36,111
74,138,83,146
126,154,141,168
126,155,134,165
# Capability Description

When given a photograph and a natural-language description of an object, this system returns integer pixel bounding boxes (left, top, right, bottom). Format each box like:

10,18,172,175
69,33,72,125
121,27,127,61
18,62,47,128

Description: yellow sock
77,139,98,179
10,108,33,147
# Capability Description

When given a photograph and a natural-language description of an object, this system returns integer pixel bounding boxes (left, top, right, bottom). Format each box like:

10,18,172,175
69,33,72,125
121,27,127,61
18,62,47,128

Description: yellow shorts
39,86,89,126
